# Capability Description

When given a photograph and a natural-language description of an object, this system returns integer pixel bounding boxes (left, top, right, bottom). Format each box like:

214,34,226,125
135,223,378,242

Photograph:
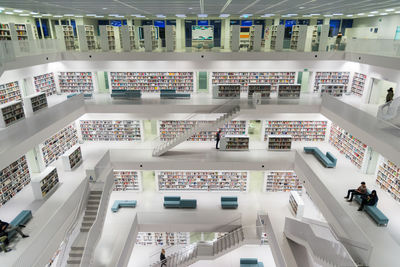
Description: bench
240,258,264,267
304,147,337,168
8,210,32,239
83,93,93,98
221,196,238,209
67,93,78,99
111,90,142,99
163,196,197,209
160,89,190,99
111,200,137,212
354,191,389,226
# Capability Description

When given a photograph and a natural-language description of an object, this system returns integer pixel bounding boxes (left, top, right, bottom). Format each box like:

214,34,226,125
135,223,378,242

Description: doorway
368,78,397,105
248,120,262,141
298,71,311,92
365,148,380,175
96,71,110,94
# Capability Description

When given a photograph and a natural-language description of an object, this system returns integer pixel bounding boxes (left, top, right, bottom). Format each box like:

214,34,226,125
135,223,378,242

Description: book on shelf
0,100,25,128
351,72,367,97
289,191,304,218
58,72,94,93
267,135,292,150
329,123,367,169
0,155,31,207
0,81,22,105
220,135,249,150
320,84,345,97
265,171,302,193
136,232,190,246
31,167,59,199
248,84,271,98
24,92,48,115
61,145,83,171
213,84,241,99
113,170,141,191
34,73,57,96
376,158,400,203
278,84,301,99
313,71,350,92
80,120,142,141
264,120,327,142
157,171,248,191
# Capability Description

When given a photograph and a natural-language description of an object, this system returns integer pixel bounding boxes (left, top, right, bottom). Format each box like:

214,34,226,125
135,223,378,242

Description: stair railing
377,97,400,121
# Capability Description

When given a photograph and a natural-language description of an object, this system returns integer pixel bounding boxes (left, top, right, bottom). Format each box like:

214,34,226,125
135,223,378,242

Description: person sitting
344,182,367,202
386,88,394,103
0,219,29,253
358,190,378,211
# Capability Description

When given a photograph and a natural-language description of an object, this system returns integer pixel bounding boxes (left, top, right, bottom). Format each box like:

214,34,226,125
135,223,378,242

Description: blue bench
111,200,137,212
163,196,197,209
304,147,337,168
354,191,389,226
67,93,78,99
8,210,32,239
160,89,190,99
111,90,142,99
83,93,93,98
221,196,238,209
240,258,264,267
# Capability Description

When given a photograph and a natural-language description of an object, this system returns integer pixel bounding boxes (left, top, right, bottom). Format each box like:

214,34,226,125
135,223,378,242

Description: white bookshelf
264,120,327,141
265,171,302,193
0,24,11,41
40,124,79,167
165,25,176,52
250,25,262,51
0,155,30,207
213,84,241,99
270,25,284,51
110,72,194,92
311,25,329,52
9,23,28,41
61,145,82,171
278,84,301,99
267,135,292,151
80,120,142,141
157,171,248,191
320,84,345,97
100,25,116,51
34,73,57,96
289,191,304,219
351,72,367,97
31,167,59,199
0,100,25,128
0,81,21,105
136,232,190,246
55,25,75,50
113,170,141,191
376,158,400,203
77,25,96,52
314,71,350,92
220,135,249,151
290,25,307,51
23,92,47,116
248,84,271,98
329,123,368,169
58,72,94,93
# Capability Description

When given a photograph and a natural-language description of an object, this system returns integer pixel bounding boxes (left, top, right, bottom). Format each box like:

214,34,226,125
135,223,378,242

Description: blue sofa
8,210,32,239
221,196,238,209
163,196,197,208
111,90,142,99
354,190,389,226
111,200,137,212
160,89,190,99
304,147,337,168
240,258,264,267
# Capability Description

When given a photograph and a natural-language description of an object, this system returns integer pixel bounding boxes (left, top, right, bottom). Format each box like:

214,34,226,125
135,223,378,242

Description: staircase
66,190,102,266
152,106,241,156
150,227,245,267
377,97,400,127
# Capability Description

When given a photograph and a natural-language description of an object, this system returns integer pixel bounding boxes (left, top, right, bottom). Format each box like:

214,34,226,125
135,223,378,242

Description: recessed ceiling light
176,14,186,18
109,14,119,17
95,15,104,18
261,14,274,17
198,14,208,18
385,8,395,12
86,14,96,17
64,14,74,16
30,12,38,15
303,15,312,17
33,15,42,18
53,15,63,18
156,14,166,18
368,14,375,17
396,11,400,14
310,13,320,16
287,14,298,16
43,14,52,16
132,14,145,17
346,14,353,17
240,14,252,18
219,14,230,18
299,7,305,9
102,8,107,10
324,14,333,17
370,11,378,14
5,12,14,15
380,13,388,15
357,13,365,15
75,15,83,18
19,14,30,17
13,10,23,13
333,13,343,16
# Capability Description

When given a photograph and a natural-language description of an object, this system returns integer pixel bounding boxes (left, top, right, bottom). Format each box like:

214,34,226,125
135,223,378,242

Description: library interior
0,1,400,267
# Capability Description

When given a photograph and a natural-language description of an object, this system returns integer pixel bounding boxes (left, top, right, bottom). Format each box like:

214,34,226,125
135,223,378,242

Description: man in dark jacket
358,190,378,211
386,88,394,103
215,129,222,149
344,182,367,202
0,220,29,252
160,248,167,266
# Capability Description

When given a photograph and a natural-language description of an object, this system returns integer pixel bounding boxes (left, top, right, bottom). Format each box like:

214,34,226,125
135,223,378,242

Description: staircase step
88,195,101,199
83,215,96,221
67,257,81,264
86,205,99,210
69,251,83,257
80,226,91,232
90,191,102,195
88,200,100,205
85,210,97,215
71,246,84,251
82,221,93,227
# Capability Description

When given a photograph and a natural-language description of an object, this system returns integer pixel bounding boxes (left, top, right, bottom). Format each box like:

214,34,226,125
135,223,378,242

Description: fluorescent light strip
219,14,229,18
380,13,388,15
370,11,378,14
13,10,23,13
33,15,42,18
385,8,395,12
19,14,30,17
176,14,187,18
30,12,38,15
86,14,96,16
333,13,343,16
357,13,365,15
198,14,208,17
5,12,14,15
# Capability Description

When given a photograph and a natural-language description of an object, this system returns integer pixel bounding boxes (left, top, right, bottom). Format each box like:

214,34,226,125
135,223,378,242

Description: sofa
8,210,32,239
304,147,337,168
354,190,389,226
111,200,137,212
221,196,238,209
111,89,142,99
163,196,197,208
240,258,264,267
160,89,191,99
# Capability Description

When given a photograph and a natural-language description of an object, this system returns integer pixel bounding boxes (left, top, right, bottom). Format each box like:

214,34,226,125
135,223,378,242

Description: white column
223,18,230,50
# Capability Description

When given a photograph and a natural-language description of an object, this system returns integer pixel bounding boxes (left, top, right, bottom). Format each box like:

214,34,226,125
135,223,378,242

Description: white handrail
377,97,400,121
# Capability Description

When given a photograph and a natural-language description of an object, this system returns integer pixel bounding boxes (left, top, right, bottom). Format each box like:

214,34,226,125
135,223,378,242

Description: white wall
0,14,35,24
351,14,400,39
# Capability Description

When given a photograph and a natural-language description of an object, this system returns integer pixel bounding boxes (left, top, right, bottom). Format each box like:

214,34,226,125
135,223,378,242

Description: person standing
358,190,378,211
160,248,167,267
386,88,394,103
344,182,367,202
215,129,222,149
0,219,29,252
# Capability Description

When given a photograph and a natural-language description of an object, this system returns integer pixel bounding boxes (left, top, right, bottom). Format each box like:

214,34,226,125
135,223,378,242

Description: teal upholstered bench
111,90,141,99
221,196,238,209
240,258,264,267
8,210,32,239
67,93,78,99
111,200,137,212
354,191,389,226
83,93,92,98
163,196,197,208
304,147,337,168
160,89,190,99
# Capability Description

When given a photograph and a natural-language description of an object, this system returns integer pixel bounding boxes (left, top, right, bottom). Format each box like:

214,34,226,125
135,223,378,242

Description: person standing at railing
160,248,167,267
386,88,394,103
215,129,222,149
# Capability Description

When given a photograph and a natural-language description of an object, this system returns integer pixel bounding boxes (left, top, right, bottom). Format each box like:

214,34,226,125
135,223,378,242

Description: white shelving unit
351,72,367,97
119,25,135,52
113,170,142,191
314,71,350,92
34,73,57,96
264,120,327,141
212,84,241,99
157,170,248,191
0,24,12,41
0,155,30,207
80,120,142,141
230,25,240,52
23,92,47,116
267,135,292,151
376,158,400,203
31,167,59,199
248,84,271,98
289,191,304,219
311,25,329,52
61,145,83,171
0,100,25,128
0,81,21,105
77,25,96,52
220,135,249,151
329,123,368,169
100,25,117,51
136,232,190,246
290,25,307,51
278,84,301,99
250,25,262,51
264,171,302,193
58,72,94,93
55,25,75,51
165,25,176,52
270,25,284,51
320,84,345,97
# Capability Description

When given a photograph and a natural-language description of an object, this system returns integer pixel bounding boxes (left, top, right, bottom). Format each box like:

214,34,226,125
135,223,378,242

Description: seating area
354,191,389,226
240,258,264,267
110,89,142,99
111,200,137,212
221,196,238,209
304,147,337,168
163,196,197,209
160,89,191,99
8,210,32,239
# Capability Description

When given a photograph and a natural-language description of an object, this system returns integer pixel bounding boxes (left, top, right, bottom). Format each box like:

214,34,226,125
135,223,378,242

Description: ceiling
0,0,400,18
